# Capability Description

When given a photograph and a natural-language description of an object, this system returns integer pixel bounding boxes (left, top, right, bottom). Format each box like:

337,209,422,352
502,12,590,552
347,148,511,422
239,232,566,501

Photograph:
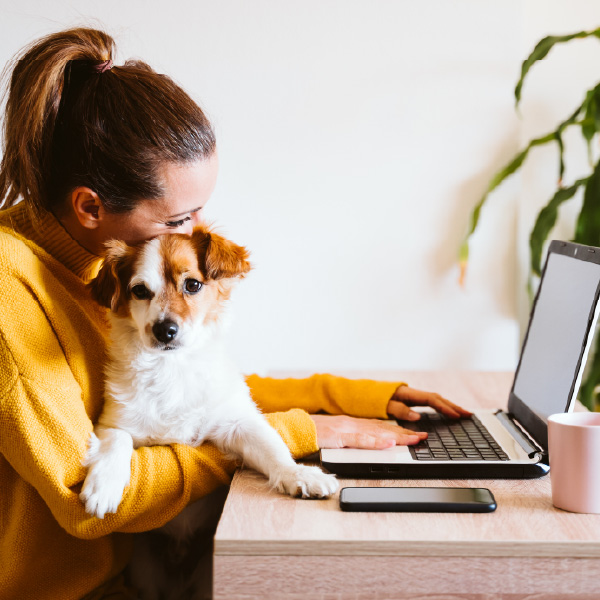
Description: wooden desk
213,372,600,599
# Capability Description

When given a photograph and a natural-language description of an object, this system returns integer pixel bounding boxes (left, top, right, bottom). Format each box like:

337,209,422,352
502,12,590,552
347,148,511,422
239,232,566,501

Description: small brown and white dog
80,224,338,521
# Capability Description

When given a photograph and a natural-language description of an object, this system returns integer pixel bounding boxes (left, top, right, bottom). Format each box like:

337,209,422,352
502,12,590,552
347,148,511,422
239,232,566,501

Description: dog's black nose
152,320,179,344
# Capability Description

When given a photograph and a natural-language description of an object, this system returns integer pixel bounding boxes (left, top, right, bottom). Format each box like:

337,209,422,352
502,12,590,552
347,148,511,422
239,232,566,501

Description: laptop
320,240,600,479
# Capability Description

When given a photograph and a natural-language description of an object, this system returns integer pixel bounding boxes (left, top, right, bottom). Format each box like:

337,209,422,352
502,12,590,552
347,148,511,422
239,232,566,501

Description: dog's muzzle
152,319,179,345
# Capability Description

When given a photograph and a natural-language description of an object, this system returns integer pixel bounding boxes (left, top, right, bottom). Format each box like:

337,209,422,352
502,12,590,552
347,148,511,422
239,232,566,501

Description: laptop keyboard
403,413,509,461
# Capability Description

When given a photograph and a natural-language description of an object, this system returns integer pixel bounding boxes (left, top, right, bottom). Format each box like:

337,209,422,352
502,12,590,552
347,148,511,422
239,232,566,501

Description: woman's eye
131,284,151,300
184,279,203,294
165,216,191,228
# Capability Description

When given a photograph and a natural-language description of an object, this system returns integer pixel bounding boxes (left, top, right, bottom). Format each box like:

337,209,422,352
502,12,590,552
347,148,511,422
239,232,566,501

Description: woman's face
96,153,219,247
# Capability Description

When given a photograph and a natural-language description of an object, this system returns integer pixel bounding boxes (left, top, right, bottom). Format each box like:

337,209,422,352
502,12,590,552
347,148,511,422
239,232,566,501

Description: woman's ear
192,225,252,280
88,240,131,311
70,187,103,229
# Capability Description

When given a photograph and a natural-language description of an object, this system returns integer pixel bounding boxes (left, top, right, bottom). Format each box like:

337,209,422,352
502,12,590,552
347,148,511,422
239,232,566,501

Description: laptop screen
512,250,600,422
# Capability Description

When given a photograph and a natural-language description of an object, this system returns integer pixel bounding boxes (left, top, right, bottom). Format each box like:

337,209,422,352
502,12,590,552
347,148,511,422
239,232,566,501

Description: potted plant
460,27,600,410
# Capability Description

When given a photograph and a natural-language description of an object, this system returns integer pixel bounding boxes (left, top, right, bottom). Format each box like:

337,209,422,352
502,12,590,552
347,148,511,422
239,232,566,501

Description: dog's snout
152,320,179,344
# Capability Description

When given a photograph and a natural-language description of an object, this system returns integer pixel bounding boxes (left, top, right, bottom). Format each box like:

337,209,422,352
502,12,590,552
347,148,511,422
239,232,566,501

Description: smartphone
339,487,497,512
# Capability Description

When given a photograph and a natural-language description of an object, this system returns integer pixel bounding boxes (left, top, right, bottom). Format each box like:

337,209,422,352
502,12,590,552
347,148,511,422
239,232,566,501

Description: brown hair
0,28,216,219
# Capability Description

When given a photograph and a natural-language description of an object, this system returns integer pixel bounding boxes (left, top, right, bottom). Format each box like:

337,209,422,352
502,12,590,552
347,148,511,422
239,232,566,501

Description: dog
80,224,339,522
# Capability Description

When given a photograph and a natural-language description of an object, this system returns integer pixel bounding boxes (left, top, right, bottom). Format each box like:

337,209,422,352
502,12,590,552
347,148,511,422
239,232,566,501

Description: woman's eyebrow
165,206,203,219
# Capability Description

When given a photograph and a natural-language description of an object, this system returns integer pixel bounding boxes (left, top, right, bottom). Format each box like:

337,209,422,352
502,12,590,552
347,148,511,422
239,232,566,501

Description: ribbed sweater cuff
359,380,407,419
265,409,319,459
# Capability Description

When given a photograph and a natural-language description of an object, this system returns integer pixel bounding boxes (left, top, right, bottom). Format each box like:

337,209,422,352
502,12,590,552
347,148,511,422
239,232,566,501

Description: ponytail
0,28,215,219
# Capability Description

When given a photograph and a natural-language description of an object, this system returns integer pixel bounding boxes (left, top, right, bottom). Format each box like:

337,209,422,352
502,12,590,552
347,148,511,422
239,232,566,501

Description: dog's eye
131,284,151,300
184,279,203,294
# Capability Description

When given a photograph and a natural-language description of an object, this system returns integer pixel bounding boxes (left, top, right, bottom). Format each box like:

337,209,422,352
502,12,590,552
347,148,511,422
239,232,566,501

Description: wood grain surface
213,371,600,599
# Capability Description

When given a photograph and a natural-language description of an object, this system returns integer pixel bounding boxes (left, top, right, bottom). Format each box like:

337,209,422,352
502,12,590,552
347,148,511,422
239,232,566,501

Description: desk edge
214,539,600,558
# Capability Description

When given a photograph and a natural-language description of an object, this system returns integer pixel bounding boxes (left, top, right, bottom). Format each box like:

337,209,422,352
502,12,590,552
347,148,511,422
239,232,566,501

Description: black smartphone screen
339,487,497,512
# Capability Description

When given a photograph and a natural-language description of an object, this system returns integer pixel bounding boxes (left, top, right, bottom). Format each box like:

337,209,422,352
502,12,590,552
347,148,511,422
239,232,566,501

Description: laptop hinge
495,410,544,459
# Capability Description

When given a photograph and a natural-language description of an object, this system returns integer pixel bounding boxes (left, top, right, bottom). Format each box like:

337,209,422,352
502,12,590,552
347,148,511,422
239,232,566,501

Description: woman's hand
309,385,472,450
310,414,428,450
387,385,472,421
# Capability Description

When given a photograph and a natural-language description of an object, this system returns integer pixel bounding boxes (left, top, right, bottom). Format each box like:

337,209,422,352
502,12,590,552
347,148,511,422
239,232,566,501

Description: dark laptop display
508,245,600,451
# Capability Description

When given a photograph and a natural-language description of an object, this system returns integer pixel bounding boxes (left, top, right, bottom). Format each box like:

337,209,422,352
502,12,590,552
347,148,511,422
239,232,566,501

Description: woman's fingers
415,391,472,417
386,400,422,421
390,386,473,419
338,431,423,449
424,395,461,418
338,433,396,449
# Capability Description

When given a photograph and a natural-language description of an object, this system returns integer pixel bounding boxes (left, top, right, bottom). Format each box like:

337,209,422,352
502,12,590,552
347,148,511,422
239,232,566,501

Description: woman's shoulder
0,203,103,283
0,208,40,272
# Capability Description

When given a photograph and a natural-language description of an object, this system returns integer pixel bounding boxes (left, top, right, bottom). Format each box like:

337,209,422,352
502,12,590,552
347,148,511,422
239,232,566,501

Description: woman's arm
0,340,319,540
0,353,231,538
247,374,473,451
247,374,471,420
246,373,401,418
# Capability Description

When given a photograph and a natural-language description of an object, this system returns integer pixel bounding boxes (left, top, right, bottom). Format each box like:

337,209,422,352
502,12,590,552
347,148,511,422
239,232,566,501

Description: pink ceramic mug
548,412,600,513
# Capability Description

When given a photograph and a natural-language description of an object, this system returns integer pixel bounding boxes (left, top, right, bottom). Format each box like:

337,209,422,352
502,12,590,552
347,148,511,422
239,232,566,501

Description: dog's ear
192,225,252,281
88,240,132,311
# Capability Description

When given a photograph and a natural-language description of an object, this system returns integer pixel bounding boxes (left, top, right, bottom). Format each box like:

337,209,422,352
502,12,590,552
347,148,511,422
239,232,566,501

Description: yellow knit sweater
0,203,400,600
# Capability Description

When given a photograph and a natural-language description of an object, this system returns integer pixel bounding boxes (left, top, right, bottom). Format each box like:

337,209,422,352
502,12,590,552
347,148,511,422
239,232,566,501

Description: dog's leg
214,414,339,498
80,426,134,519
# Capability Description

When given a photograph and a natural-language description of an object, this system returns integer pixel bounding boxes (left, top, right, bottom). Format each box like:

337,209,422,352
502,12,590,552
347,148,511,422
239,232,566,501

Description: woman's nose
191,210,204,226
181,223,195,235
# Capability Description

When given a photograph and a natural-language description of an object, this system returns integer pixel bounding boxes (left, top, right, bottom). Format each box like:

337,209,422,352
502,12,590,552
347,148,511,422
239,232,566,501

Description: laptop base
320,459,550,479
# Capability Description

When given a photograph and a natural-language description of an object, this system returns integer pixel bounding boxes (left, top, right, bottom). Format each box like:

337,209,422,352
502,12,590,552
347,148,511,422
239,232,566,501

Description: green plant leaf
555,132,566,183
529,178,589,276
460,97,592,277
459,132,556,271
515,27,600,107
579,330,600,411
580,84,600,162
582,93,597,153
556,100,590,181
574,158,600,246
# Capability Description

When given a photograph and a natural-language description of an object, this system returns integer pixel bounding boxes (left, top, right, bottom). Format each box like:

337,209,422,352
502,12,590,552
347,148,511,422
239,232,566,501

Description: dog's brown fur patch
191,225,251,281
157,235,202,323
88,240,138,317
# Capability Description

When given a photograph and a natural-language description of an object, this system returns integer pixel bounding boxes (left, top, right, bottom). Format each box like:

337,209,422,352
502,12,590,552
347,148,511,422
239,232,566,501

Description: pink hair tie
93,59,113,74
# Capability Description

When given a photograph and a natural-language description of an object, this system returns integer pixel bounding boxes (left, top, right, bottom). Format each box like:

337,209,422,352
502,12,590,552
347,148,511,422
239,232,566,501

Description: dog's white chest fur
108,356,210,446
100,319,242,447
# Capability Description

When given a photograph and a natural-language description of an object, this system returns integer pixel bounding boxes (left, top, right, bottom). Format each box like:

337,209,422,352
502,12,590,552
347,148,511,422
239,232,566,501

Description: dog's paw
80,462,129,519
81,431,101,468
80,432,132,519
273,465,339,498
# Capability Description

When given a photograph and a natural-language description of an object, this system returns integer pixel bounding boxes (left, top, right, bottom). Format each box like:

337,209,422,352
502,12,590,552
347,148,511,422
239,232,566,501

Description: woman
0,28,470,599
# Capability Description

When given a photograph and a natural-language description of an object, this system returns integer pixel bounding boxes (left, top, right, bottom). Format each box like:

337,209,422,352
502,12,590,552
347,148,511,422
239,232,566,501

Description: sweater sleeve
246,373,405,419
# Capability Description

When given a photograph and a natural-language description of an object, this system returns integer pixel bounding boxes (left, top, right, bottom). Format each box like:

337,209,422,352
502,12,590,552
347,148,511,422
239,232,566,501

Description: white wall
2,1,598,376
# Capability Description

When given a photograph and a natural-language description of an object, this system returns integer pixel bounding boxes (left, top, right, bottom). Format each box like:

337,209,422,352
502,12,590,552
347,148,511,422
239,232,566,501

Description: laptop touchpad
320,446,413,463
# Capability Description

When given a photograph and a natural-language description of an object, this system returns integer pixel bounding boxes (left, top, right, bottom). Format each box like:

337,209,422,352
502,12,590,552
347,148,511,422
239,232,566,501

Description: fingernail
407,411,421,421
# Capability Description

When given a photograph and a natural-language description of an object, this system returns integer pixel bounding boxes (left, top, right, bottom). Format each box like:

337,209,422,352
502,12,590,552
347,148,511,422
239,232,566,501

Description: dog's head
89,224,251,351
